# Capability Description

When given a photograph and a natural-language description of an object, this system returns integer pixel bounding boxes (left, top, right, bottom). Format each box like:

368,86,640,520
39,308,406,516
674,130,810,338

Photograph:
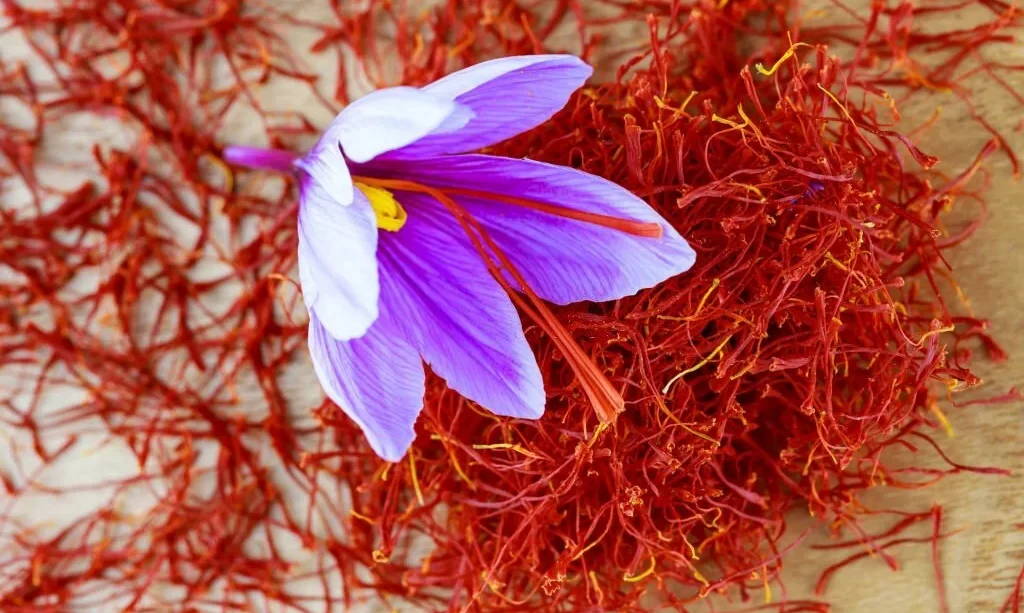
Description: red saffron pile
1,0,1020,611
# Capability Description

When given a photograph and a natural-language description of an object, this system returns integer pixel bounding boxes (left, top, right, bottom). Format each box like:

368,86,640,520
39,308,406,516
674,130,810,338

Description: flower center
355,182,407,232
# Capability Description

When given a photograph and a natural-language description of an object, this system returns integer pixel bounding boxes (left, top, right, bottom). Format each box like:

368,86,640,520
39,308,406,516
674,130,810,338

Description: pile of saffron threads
0,0,1021,611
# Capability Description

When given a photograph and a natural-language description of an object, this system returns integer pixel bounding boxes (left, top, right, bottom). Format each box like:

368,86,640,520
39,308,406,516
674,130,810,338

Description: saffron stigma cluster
225,55,695,460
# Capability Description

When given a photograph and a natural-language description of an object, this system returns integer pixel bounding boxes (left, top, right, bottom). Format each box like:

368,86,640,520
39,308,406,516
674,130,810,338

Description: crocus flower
224,55,695,461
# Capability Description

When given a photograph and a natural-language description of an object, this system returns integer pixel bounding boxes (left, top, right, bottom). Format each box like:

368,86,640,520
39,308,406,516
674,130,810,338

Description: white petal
294,125,355,206
333,86,470,163
297,176,380,340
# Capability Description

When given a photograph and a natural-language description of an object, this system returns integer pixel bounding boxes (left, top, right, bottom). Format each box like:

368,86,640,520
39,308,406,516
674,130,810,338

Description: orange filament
356,175,626,423
440,187,663,238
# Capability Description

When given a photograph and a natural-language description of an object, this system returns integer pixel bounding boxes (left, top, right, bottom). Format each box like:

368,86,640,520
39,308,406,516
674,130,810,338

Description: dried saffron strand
809,507,957,613
0,0,1021,611
1002,564,1024,613
439,186,664,238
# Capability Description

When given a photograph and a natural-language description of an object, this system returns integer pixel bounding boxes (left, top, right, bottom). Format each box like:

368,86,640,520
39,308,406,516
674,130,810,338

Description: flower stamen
356,182,407,232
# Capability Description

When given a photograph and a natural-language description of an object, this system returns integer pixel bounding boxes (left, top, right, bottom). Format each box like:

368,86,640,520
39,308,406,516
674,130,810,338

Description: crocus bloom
224,55,695,461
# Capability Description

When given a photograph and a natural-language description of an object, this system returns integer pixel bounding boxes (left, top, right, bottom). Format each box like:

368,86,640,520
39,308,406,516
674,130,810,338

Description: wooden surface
4,1,1021,612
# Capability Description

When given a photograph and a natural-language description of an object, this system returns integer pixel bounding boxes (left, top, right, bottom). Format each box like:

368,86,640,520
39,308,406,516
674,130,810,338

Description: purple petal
308,311,425,462
378,192,545,419
377,155,696,304
387,55,592,158
297,175,379,340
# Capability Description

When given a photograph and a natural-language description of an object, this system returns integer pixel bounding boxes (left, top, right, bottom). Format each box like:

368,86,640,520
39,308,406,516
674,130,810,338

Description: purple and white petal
307,86,471,170
294,122,355,206
384,55,592,158
379,154,696,304
308,312,425,462
377,192,545,419
297,175,379,340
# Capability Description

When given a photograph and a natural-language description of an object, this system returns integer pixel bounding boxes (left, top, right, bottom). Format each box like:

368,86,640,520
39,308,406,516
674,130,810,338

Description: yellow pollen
356,182,407,231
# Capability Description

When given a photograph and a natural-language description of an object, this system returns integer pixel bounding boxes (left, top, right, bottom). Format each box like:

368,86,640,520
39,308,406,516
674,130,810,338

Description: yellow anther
356,182,407,231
